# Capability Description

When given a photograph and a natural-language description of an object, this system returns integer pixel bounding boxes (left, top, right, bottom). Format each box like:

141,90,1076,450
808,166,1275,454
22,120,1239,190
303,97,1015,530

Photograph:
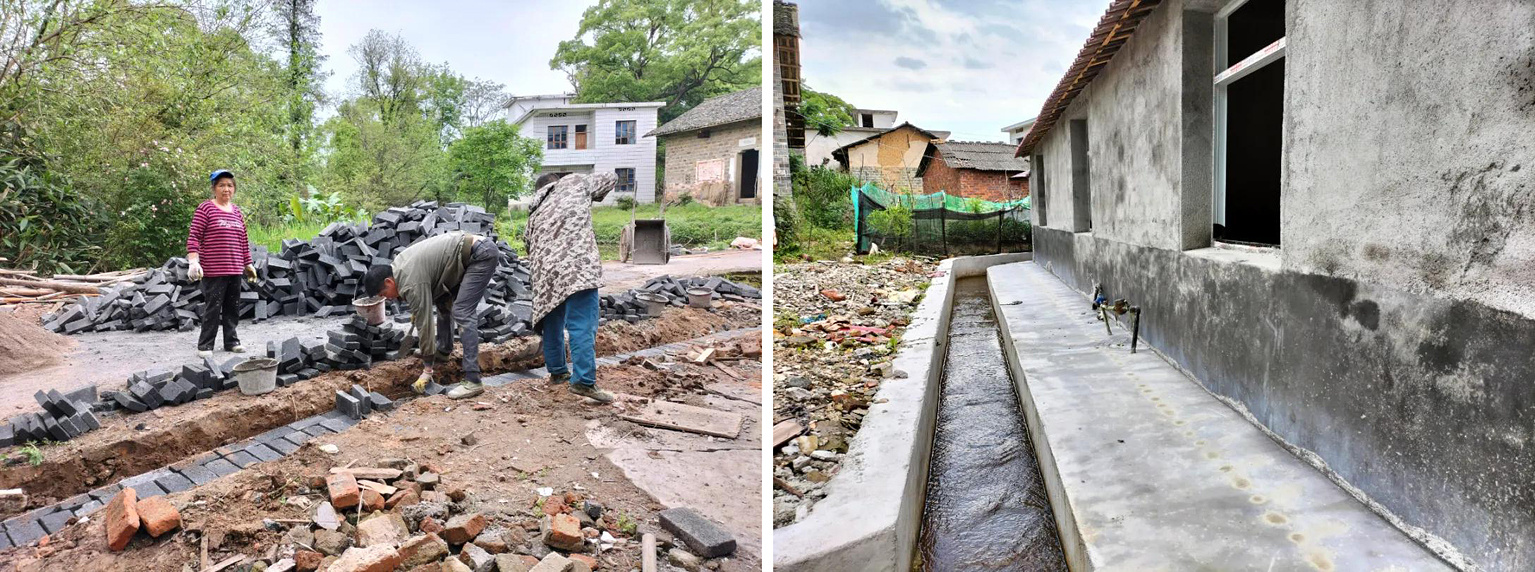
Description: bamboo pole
0,277,101,294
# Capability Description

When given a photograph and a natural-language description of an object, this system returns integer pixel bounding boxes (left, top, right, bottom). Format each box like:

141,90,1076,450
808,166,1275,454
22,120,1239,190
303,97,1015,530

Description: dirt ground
0,329,762,571
0,311,74,377
0,255,760,415
0,303,759,523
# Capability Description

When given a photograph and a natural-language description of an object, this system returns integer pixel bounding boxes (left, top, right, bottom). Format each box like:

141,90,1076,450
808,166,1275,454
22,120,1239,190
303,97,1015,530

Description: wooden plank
201,555,245,572
691,348,716,364
328,467,403,480
642,533,658,572
618,400,743,439
0,277,99,294
357,480,397,496
772,420,804,448
711,362,744,380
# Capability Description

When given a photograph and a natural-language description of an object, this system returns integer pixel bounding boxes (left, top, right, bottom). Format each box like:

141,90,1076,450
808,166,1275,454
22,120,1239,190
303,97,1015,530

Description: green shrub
101,155,202,269
614,196,637,210
0,157,103,274
791,157,858,231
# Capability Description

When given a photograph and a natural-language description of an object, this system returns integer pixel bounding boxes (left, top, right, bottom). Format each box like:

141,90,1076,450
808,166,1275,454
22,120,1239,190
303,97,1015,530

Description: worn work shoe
548,372,571,385
197,349,213,359
228,345,246,353
569,384,615,404
446,382,484,400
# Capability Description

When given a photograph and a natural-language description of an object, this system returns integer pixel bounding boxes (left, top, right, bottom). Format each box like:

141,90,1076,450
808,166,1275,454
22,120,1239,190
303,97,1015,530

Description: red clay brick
441,512,486,545
104,488,139,552
545,513,584,551
327,472,360,509
569,553,598,570
385,489,419,509
135,496,181,537
359,488,385,512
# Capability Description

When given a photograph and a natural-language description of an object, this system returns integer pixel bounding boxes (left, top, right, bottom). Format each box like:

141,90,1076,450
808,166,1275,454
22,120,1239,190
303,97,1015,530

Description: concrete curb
773,253,1028,572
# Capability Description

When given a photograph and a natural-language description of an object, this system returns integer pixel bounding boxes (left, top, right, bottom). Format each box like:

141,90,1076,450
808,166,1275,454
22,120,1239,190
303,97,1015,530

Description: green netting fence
851,182,1031,256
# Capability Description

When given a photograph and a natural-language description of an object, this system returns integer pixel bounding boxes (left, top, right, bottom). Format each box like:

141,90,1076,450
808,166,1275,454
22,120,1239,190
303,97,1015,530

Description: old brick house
831,122,945,193
649,87,762,205
915,141,1030,202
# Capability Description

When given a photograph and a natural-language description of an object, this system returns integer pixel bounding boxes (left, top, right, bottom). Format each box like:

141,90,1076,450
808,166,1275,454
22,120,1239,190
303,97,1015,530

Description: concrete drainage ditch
773,253,1035,572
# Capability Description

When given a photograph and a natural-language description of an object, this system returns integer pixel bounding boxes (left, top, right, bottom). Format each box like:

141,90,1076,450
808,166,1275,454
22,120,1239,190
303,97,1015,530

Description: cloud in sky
314,0,596,118
796,0,1111,141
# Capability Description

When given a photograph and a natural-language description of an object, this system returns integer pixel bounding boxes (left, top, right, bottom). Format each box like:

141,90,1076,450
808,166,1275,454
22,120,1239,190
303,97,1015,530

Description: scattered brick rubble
771,258,936,527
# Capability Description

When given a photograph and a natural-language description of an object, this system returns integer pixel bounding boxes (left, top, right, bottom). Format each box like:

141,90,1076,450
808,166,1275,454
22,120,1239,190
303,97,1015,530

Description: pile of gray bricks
1,386,102,446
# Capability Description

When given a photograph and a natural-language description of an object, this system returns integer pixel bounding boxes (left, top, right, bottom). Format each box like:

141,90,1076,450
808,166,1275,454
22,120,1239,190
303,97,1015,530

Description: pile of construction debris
770,258,935,527
95,457,738,572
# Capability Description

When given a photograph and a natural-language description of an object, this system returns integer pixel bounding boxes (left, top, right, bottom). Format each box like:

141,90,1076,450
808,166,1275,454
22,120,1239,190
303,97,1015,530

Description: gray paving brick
224,450,260,468
318,416,353,434
0,528,11,549
88,483,122,502
255,427,292,444
205,458,240,476
74,499,103,517
266,437,299,455
245,443,282,462
303,424,334,437
119,471,168,498
179,463,219,485
289,416,324,430
38,510,73,534
283,431,314,446
5,518,44,545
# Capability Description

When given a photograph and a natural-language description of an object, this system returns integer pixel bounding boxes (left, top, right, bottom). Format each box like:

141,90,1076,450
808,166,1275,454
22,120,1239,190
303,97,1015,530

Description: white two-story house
507,94,664,204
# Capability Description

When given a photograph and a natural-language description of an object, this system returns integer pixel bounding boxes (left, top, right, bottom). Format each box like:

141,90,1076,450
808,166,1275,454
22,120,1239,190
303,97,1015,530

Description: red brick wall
920,159,1030,203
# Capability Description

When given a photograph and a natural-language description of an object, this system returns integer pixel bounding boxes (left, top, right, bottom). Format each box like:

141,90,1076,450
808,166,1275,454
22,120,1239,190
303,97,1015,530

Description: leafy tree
271,0,327,198
550,0,761,122
321,97,445,211
447,120,542,214
800,86,857,137
460,78,509,129
349,29,424,127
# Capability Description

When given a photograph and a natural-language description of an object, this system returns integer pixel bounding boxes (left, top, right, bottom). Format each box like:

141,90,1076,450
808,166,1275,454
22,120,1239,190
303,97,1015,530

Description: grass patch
774,226,902,264
247,217,368,253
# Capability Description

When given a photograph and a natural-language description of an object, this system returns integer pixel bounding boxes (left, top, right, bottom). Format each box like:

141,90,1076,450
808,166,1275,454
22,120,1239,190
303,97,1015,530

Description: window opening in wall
574,124,588,150
861,113,874,128
615,120,635,145
615,168,636,193
1069,119,1092,232
1215,0,1285,246
547,125,568,150
1034,154,1048,227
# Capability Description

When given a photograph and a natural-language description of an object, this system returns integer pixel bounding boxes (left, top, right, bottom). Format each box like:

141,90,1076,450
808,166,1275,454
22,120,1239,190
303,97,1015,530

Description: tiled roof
1015,0,1163,156
647,87,763,137
934,141,1031,172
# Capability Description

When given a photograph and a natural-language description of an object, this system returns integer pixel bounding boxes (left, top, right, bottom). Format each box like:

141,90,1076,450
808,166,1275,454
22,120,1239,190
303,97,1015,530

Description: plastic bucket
635,292,669,317
353,296,386,326
686,288,714,309
232,358,278,396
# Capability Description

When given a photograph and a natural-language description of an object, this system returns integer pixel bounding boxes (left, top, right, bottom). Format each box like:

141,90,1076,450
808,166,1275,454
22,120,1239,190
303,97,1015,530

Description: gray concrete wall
1034,227,1535,571
1282,0,1535,318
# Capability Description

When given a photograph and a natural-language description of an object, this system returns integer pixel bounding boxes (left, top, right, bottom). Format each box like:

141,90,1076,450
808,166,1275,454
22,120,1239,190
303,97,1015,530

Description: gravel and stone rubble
770,257,937,527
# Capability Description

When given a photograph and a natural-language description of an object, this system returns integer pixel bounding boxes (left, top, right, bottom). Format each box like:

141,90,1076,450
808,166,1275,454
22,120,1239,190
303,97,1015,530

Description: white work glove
188,258,203,281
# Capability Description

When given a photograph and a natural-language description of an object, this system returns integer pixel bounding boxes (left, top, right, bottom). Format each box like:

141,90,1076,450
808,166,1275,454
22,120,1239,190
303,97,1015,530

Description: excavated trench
0,304,754,520
917,277,1066,571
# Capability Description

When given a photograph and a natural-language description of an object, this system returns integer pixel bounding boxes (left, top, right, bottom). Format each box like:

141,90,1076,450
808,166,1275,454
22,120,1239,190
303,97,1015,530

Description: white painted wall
514,102,661,204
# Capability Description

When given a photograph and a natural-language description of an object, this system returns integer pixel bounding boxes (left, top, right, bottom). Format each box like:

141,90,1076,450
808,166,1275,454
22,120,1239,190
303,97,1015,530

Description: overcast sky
313,0,598,113
796,0,1110,142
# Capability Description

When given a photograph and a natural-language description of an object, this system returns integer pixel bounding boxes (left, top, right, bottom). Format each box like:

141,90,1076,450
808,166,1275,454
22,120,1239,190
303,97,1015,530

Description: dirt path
0,330,762,571
602,250,762,292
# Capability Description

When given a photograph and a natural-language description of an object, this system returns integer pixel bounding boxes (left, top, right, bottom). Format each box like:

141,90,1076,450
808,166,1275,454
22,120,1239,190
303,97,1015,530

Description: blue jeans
540,288,599,387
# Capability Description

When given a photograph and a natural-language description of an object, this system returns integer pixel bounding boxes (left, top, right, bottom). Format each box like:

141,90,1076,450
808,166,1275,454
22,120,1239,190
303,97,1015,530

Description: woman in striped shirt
186,170,257,358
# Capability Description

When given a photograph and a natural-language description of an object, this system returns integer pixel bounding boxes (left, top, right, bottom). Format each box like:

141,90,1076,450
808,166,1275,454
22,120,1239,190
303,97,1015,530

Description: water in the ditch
917,277,1067,571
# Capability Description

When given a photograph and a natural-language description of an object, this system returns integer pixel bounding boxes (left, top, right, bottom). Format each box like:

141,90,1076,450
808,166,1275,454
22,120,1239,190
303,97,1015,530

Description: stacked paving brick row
0,329,754,550
0,386,103,446
40,201,515,334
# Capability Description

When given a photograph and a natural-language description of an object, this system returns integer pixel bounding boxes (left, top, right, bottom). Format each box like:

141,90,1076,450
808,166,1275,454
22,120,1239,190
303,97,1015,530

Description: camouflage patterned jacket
526,172,616,325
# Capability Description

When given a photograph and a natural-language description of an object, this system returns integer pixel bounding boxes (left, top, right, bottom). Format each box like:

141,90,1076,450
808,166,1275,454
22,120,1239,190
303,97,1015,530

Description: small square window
615,168,636,193
547,126,568,150
615,120,636,145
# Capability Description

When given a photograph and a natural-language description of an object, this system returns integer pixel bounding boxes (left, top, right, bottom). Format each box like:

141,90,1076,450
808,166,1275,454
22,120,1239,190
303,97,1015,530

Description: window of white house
547,125,568,150
860,113,874,128
1069,120,1092,232
615,120,636,145
615,168,636,193
1214,0,1285,246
